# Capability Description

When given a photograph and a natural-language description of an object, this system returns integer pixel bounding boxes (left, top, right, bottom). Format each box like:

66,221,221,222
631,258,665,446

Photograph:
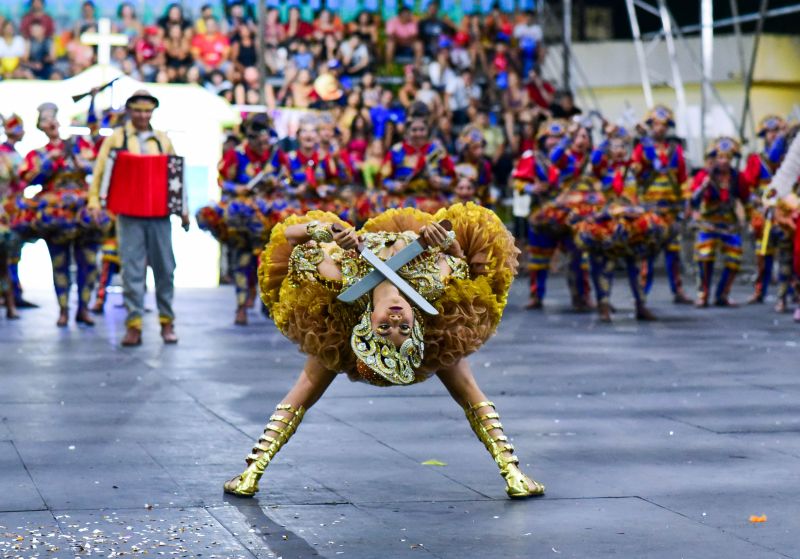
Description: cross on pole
80,17,128,66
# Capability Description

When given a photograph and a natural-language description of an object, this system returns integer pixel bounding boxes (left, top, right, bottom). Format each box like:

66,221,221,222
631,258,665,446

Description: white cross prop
80,18,128,66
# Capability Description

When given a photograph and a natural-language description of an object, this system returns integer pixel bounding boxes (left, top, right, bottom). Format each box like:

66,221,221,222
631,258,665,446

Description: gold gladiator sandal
465,401,545,499
223,403,305,497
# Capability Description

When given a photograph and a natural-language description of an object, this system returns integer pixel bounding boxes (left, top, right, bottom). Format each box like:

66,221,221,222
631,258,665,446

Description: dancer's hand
420,221,450,248
333,226,359,250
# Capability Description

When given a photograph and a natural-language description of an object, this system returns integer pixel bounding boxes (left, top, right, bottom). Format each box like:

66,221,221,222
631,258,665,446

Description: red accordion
101,151,185,218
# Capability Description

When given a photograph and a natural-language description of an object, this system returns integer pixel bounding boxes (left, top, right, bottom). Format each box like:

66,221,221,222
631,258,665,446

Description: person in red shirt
134,26,166,81
526,69,555,110
190,17,231,76
20,0,55,39
690,137,751,307
284,7,314,41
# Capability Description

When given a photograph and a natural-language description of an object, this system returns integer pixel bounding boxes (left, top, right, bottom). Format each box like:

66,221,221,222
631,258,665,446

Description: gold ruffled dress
258,202,519,386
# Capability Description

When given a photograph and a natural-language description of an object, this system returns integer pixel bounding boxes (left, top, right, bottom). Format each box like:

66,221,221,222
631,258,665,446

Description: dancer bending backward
198,114,286,326
377,102,455,214
512,119,564,309
19,103,109,327
576,125,664,322
632,105,693,304
743,115,793,310
223,203,545,499
690,137,751,308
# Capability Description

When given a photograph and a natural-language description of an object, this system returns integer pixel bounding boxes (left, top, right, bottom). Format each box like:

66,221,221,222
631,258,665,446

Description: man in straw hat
88,90,189,346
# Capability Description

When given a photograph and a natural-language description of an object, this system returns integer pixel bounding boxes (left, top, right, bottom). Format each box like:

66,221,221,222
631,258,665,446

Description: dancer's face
298,125,318,151
610,139,628,161
40,118,59,141
407,119,429,148
715,152,732,171
651,121,668,139
371,284,414,348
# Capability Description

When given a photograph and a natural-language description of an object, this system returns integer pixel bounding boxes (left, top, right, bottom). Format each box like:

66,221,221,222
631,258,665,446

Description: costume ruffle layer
529,190,606,238
4,191,111,244
574,202,670,258
258,203,518,384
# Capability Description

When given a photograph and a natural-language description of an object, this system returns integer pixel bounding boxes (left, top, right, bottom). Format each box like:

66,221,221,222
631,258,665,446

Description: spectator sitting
164,22,192,82
428,44,457,93
462,69,482,110
360,72,382,109
513,10,543,76
225,1,255,30
21,0,55,39
67,22,96,75
433,113,456,153
313,8,344,42
263,8,285,47
134,26,165,82
115,2,142,42
0,20,26,78
230,22,257,70
22,20,54,79
73,1,97,40
450,31,472,71
369,89,404,149
191,17,231,77
526,68,555,110
397,66,418,108
339,89,369,135
446,69,471,128
549,89,582,119
204,69,232,96
289,40,314,72
415,78,443,120
340,33,370,77
284,7,314,41
418,1,455,60
348,11,378,48
158,3,192,37
385,7,421,67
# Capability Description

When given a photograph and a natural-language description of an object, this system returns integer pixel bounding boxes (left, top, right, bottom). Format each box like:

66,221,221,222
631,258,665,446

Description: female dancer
223,203,545,499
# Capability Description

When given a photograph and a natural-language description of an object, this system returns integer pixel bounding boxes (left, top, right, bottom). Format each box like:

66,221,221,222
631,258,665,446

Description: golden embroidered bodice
287,231,468,303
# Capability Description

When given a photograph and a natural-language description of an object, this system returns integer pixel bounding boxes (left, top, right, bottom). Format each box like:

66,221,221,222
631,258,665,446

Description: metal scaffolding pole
740,0,770,141
657,0,687,137
563,0,572,91
625,0,654,107
728,0,756,137
700,0,713,149
255,0,268,105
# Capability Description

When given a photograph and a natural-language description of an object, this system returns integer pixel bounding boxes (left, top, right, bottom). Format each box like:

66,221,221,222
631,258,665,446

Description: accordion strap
122,128,163,154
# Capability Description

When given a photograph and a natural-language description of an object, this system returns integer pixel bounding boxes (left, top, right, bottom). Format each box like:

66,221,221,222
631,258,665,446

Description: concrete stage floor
1,276,798,558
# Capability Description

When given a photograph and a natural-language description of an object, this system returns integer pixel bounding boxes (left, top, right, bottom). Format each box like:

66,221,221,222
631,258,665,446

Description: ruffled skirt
258,203,519,385
574,202,669,258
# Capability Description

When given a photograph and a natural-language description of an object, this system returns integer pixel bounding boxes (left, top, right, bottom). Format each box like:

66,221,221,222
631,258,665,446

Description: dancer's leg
224,356,337,497
438,359,545,498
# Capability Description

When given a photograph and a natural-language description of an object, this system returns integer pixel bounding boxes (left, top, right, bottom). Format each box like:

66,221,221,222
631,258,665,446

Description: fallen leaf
421,460,447,467
749,515,767,523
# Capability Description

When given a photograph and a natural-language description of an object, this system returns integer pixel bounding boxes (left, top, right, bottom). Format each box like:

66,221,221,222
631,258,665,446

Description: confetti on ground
749,515,767,523
421,459,447,466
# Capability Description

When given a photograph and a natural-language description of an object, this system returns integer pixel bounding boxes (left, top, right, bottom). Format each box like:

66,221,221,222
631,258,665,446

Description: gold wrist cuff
307,220,334,243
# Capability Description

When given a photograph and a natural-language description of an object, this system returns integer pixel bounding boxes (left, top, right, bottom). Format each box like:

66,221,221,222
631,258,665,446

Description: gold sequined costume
258,202,519,385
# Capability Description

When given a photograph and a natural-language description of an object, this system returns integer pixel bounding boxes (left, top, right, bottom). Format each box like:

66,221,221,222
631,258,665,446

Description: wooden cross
80,18,128,67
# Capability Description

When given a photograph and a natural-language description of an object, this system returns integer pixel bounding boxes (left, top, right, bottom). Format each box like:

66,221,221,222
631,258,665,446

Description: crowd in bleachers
0,1,587,191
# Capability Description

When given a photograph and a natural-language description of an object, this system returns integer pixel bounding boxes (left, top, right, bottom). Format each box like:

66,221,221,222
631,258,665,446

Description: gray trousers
117,216,176,326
